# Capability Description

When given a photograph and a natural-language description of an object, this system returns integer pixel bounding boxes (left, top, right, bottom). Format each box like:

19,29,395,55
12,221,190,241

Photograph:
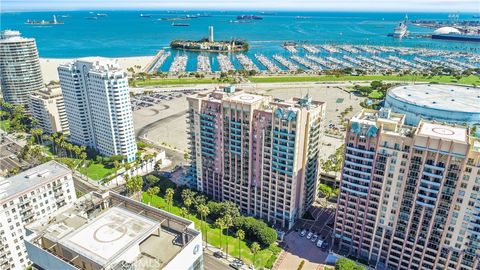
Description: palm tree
31,128,43,144
223,214,233,260
126,175,143,200
146,186,160,205
250,242,260,267
73,145,81,159
183,197,192,217
79,152,87,167
51,132,58,153
180,207,189,218
197,204,210,245
165,188,175,212
215,218,226,252
236,229,245,261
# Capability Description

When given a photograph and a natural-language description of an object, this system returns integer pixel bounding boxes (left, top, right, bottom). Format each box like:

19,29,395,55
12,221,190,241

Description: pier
273,55,298,71
197,55,211,73
217,54,235,72
255,54,281,73
144,50,171,73
236,54,259,71
290,55,321,71
169,55,188,73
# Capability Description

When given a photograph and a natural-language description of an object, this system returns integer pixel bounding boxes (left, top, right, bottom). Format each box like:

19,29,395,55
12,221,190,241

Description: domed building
433,26,461,35
385,84,480,126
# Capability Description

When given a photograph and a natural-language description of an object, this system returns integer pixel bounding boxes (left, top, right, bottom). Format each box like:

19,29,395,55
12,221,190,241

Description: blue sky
2,0,479,12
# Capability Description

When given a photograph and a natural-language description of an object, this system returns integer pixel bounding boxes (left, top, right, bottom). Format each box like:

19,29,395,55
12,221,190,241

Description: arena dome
433,27,461,35
385,84,480,126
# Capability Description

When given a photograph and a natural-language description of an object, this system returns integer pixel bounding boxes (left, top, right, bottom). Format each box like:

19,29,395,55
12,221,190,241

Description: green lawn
368,90,385,99
248,75,480,85
79,162,115,181
143,193,281,268
134,77,234,86
0,119,11,132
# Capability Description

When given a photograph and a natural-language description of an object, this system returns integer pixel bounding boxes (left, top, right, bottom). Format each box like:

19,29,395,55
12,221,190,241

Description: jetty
217,54,235,72
169,55,188,73
236,54,259,71
255,54,281,73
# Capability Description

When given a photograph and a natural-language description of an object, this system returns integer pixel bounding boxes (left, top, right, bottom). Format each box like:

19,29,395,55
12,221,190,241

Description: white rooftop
60,207,159,267
388,84,480,113
229,93,266,104
0,161,71,204
418,122,467,143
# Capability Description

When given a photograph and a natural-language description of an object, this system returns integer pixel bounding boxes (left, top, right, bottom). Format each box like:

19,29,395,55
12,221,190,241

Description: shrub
335,258,366,270
233,216,277,247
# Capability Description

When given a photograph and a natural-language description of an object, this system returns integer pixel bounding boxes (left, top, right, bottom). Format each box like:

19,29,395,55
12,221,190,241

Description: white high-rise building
29,87,69,134
58,58,137,162
0,30,43,106
0,161,76,270
208,26,214,42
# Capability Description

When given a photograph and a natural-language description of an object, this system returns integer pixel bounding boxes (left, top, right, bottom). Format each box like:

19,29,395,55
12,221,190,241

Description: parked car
311,234,318,242
300,229,307,237
214,251,224,258
316,239,323,248
306,232,313,239
321,241,329,250
229,263,241,269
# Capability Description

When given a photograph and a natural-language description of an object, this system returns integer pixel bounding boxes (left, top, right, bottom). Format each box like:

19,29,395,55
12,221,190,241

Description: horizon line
1,7,476,13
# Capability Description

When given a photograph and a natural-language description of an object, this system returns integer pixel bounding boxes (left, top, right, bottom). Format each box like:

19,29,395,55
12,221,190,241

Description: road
204,252,231,270
73,174,102,195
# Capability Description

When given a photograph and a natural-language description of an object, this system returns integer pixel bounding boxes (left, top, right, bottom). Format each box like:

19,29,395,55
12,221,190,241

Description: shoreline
39,55,153,83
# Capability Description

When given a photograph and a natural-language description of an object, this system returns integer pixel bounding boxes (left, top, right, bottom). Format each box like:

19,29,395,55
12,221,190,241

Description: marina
217,54,235,72
140,44,480,74
169,54,188,73
236,54,259,71
196,55,211,73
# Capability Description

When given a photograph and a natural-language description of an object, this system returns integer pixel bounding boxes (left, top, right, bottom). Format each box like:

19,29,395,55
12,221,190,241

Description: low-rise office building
25,191,203,270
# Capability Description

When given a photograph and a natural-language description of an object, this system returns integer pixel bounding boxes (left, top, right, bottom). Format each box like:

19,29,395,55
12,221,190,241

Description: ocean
1,10,479,72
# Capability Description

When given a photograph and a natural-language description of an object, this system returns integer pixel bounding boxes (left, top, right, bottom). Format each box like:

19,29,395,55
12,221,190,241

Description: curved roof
433,27,461,35
387,84,480,113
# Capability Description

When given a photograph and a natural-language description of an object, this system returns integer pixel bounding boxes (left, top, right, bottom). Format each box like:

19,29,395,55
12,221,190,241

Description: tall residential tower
0,30,43,106
334,108,480,269
187,89,325,229
58,58,137,162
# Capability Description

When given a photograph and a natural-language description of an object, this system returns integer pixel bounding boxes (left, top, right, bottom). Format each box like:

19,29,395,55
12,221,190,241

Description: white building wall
0,171,76,269
59,59,137,162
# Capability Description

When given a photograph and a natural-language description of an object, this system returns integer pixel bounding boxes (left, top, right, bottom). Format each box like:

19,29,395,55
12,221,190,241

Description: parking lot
274,203,336,270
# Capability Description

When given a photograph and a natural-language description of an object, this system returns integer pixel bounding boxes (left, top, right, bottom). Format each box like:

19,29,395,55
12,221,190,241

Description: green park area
248,74,480,85
142,184,281,269
0,119,11,132
134,77,234,86
131,74,479,86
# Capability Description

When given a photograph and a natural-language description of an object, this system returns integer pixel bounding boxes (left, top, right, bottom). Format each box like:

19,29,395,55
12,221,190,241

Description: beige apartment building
187,87,326,229
334,108,480,270
29,87,69,134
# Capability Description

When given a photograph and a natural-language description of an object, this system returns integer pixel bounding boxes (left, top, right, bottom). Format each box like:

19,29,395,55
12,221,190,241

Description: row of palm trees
145,185,262,266
178,189,261,266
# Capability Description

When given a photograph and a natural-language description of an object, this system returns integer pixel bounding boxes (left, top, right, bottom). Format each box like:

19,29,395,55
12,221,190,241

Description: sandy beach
39,56,153,83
